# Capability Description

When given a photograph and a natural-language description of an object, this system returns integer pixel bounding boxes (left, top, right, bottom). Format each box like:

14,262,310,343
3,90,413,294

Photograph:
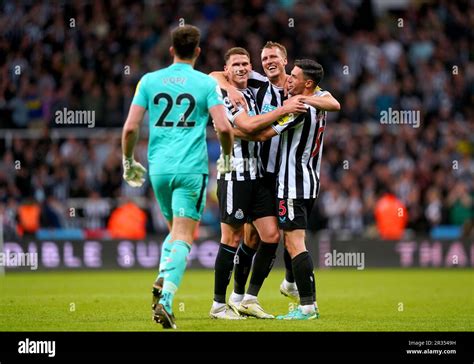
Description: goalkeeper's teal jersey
132,62,224,175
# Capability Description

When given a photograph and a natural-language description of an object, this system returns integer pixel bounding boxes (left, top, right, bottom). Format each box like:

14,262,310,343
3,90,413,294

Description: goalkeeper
121,25,233,329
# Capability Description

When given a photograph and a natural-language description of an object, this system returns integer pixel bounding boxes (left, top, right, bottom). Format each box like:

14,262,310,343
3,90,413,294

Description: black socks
292,251,315,306
284,248,295,283
214,243,237,303
247,242,278,296
233,243,256,294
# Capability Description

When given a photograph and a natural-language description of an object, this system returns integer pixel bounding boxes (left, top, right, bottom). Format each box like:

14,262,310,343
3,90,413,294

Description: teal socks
158,240,192,313
156,234,172,282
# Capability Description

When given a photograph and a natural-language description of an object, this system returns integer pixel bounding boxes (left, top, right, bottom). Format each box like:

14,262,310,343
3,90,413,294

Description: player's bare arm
209,71,247,111
234,125,277,142
300,92,340,111
232,127,253,141
122,104,146,158
233,96,307,134
231,125,276,143
121,104,148,188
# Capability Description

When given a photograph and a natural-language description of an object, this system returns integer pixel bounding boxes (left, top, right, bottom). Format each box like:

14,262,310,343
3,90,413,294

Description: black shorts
217,178,275,226
277,197,316,230
261,172,277,197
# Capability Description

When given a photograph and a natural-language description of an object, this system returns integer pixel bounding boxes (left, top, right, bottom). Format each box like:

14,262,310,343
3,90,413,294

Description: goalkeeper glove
122,155,147,187
217,154,234,174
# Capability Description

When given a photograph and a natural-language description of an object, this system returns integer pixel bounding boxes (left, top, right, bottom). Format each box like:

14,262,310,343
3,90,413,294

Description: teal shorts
150,173,208,222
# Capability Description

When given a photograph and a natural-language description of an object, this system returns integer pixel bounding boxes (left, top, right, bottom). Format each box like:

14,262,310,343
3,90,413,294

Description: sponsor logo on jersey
261,104,277,114
277,113,294,126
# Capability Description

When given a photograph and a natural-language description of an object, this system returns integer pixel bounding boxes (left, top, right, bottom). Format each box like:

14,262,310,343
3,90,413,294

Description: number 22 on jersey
154,92,196,127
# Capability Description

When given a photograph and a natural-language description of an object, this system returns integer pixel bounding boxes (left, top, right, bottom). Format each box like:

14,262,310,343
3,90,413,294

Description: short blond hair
262,41,287,58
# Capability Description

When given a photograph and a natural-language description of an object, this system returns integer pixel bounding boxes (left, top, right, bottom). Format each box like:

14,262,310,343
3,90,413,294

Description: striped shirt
247,71,286,174
271,90,328,199
217,88,264,181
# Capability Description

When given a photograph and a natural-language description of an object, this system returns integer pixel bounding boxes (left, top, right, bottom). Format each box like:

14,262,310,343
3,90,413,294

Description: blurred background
0,0,472,246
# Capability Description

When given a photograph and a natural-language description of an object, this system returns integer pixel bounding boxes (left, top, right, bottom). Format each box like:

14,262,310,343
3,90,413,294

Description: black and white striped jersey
217,88,264,181
247,71,286,174
271,90,328,199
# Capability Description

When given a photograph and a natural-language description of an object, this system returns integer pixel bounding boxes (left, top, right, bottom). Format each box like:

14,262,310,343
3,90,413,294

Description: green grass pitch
0,269,472,331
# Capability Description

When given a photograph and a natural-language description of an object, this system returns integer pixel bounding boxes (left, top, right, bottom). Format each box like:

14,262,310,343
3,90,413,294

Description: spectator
83,191,110,230
345,188,364,233
425,187,442,229
40,195,65,228
0,0,471,238
108,199,147,239
447,182,472,227
17,197,41,237
321,185,347,231
0,198,19,239
374,191,408,240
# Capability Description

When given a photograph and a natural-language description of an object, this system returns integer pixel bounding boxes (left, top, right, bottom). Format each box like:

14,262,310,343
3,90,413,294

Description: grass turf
0,268,472,331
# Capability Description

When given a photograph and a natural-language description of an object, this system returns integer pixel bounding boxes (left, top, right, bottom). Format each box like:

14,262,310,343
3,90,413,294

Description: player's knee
221,225,243,248
284,231,307,257
220,233,238,247
223,239,240,248
230,230,243,248
261,228,280,244
222,234,241,248
284,242,299,258
244,231,259,249
244,239,259,250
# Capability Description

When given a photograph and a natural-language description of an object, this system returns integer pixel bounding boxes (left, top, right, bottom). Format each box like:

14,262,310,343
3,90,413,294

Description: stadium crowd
0,0,472,239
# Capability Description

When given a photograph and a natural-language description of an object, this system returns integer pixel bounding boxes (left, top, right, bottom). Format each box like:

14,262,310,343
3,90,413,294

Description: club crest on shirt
224,96,232,108
235,209,244,219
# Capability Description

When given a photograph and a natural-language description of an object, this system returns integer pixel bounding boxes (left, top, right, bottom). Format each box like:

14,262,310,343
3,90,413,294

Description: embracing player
211,42,339,304
210,47,307,319
238,59,330,319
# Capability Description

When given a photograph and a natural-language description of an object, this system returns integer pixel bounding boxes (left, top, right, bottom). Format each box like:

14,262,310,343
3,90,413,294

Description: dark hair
262,41,287,58
224,47,251,63
171,25,201,59
294,59,324,86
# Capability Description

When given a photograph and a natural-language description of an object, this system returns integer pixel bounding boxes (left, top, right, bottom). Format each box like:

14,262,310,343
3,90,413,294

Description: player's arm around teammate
287,93,340,112
235,60,332,320
211,48,291,320
211,72,340,116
